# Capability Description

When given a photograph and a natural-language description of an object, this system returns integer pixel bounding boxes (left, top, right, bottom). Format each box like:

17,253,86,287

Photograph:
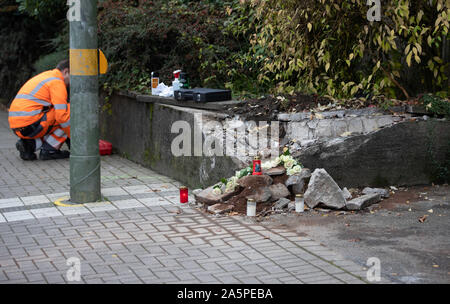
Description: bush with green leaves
231,0,449,99
98,0,242,94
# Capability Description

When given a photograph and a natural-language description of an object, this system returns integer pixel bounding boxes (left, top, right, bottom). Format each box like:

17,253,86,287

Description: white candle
295,194,304,213
247,199,256,217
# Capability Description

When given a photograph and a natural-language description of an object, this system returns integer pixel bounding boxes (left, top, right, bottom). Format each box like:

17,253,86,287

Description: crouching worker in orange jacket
8,59,71,160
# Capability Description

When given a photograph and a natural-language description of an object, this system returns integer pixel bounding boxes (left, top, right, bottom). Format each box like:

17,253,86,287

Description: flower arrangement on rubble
212,166,252,196
261,147,303,176
212,148,303,196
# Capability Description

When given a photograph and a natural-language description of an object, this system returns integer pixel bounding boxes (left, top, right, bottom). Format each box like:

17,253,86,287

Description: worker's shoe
39,149,70,160
16,139,36,161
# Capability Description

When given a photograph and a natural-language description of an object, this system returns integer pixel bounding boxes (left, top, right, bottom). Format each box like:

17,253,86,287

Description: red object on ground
99,140,112,155
180,186,188,203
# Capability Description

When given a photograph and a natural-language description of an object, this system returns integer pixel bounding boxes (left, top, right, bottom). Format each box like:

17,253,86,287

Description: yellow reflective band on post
70,49,98,76
98,49,108,74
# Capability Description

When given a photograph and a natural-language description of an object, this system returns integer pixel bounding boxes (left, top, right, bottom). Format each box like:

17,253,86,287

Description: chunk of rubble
362,187,390,198
285,168,311,187
286,168,311,194
264,166,286,176
208,203,233,215
345,193,381,210
273,198,291,210
304,168,346,209
247,187,272,203
238,175,273,188
192,189,203,195
342,187,352,200
194,186,239,205
269,183,290,201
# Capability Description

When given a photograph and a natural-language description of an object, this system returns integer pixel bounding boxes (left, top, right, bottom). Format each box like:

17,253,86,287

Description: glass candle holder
247,198,256,217
252,156,262,175
179,186,188,204
295,194,304,213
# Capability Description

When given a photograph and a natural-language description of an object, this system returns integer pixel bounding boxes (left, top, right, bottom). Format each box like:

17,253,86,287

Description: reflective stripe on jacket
8,69,70,131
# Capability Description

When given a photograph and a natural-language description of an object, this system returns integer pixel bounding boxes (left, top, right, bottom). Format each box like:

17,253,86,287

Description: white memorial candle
247,198,256,217
295,194,304,213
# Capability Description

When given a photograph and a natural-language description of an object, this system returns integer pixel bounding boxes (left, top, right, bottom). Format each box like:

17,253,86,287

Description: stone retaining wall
100,92,450,188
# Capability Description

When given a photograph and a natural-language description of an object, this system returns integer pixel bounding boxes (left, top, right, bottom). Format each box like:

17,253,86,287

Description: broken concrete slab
273,198,291,210
194,186,239,205
269,183,291,201
304,168,346,209
265,166,286,176
192,189,203,195
285,168,311,187
286,168,311,195
362,187,390,198
292,182,305,195
238,175,273,188
345,193,382,210
247,187,272,203
342,187,352,200
208,203,234,215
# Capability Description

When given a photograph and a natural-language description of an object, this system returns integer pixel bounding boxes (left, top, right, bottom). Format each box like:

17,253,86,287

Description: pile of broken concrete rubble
193,167,390,216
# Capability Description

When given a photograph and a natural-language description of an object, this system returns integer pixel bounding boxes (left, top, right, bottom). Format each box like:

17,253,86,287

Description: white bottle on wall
172,70,181,91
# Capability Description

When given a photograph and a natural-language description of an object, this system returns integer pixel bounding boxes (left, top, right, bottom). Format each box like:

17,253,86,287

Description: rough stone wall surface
100,92,449,189
99,93,239,189
285,115,403,143
295,120,450,187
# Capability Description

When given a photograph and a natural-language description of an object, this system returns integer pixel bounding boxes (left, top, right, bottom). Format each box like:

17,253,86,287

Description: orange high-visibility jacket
8,69,70,134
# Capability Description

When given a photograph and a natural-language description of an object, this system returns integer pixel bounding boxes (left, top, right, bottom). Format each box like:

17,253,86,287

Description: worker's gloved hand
65,138,70,149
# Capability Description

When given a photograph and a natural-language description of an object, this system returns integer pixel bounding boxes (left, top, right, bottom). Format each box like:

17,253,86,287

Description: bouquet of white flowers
261,147,303,176
212,148,303,196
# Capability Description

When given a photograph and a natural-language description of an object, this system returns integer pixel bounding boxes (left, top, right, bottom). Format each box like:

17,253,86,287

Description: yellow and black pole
69,0,101,203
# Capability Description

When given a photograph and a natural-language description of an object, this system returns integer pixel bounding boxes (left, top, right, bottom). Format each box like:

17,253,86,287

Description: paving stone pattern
0,110,368,284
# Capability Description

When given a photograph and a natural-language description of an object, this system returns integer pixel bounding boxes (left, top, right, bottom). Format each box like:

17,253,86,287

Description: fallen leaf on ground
349,238,361,242
427,209,433,213
432,264,439,268
418,215,428,223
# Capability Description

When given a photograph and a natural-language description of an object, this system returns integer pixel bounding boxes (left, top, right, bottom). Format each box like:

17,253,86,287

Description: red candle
252,156,262,175
180,186,188,203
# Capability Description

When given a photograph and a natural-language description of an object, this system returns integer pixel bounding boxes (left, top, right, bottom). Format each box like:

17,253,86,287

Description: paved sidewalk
0,110,368,284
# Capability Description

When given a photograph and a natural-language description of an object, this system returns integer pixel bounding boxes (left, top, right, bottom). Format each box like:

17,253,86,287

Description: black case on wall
174,88,232,102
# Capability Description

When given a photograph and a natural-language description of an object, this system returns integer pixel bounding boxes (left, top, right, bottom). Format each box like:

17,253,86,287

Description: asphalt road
260,185,450,283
